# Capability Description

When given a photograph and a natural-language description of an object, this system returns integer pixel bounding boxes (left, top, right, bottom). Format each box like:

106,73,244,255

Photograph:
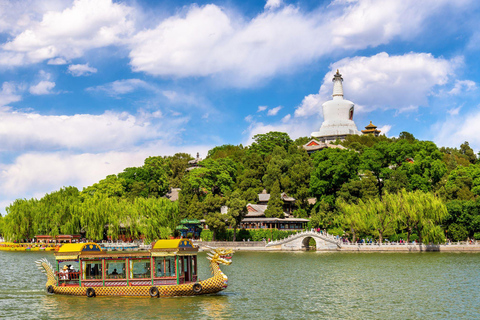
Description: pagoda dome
311,70,361,142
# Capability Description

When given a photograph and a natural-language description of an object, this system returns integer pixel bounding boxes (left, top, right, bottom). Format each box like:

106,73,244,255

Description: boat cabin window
105,259,126,279
154,256,176,277
130,259,150,279
83,260,102,280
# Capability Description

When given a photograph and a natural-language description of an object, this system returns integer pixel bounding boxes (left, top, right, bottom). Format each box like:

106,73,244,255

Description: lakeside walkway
193,236,480,252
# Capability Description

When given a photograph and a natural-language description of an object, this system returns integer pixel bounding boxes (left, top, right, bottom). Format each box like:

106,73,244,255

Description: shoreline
195,241,480,252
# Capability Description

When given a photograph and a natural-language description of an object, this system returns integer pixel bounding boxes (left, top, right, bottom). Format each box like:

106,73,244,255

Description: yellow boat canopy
152,239,194,250
57,242,102,253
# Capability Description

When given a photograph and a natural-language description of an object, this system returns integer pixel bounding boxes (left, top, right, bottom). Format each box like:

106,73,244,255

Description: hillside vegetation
1,131,479,243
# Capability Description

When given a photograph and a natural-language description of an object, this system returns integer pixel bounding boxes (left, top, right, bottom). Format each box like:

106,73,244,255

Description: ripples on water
1,251,480,319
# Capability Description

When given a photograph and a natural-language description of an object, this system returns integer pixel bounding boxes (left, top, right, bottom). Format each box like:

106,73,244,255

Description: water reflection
3,251,480,319
197,295,229,319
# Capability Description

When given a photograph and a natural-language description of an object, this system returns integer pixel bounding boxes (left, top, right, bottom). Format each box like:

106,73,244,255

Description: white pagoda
311,70,361,142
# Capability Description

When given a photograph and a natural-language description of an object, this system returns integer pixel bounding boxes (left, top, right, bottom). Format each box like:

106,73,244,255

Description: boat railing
56,271,81,283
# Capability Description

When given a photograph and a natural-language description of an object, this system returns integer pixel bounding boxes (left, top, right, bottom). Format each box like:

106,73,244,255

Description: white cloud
245,115,253,122
88,79,153,96
378,125,392,136
265,0,283,10
0,141,212,208
47,57,68,65
0,0,69,34
448,80,476,95
0,82,22,106
295,93,322,117
267,106,282,116
433,108,480,151
257,105,267,112
447,106,462,116
281,114,291,123
0,108,188,153
295,52,460,117
127,1,473,86
1,0,134,65
243,116,318,145
29,80,55,95
0,0,475,85
68,63,97,76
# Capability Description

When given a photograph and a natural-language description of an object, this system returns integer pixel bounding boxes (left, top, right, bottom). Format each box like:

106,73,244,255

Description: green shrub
474,232,480,240
389,233,419,242
448,223,468,241
410,234,419,241
200,230,213,241
327,227,344,236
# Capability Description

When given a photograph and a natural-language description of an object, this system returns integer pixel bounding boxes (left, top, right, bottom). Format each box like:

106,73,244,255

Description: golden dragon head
35,258,57,286
206,248,234,266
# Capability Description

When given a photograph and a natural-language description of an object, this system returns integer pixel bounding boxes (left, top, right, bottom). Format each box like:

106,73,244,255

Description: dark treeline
1,131,479,243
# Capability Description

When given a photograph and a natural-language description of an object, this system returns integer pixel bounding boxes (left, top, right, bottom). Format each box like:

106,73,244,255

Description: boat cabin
54,240,198,288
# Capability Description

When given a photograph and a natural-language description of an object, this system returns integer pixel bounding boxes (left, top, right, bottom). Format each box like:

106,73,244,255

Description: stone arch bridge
266,230,341,251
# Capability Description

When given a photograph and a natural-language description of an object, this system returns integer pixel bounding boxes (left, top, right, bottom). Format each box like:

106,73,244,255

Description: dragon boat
35,239,233,298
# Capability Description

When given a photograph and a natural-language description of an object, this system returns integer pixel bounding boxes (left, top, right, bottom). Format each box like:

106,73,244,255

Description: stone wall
339,244,480,252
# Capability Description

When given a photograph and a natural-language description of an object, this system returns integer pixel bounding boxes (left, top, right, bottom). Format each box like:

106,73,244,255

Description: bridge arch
302,236,316,250
266,230,341,251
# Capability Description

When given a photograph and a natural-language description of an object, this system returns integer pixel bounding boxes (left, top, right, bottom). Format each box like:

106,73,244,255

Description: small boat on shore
35,239,233,297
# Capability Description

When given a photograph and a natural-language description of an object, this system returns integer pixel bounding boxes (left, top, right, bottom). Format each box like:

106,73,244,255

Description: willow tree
395,189,448,243
416,191,448,244
133,197,178,243
364,193,399,243
3,199,37,241
79,195,114,240
337,200,368,243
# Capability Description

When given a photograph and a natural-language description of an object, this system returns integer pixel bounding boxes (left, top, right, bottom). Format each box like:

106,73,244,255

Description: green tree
398,131,416,142
248,131,292,158
337,199,368,243
460,141,477,164
207,144,245,162
363,193,399,243
310,148,360,201
165,153,193,188
82,175,125,198
262,146,289,192
448,223,468,241
264,181,284,218
226,190,247,241
205,212,227,241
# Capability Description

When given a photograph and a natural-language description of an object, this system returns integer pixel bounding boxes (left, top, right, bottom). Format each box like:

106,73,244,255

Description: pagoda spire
332,69,344,99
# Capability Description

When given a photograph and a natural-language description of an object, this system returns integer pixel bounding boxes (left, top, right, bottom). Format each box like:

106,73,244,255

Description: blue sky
0,0,480,212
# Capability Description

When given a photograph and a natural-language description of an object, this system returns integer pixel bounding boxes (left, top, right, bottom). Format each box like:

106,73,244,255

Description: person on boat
60,265,69,280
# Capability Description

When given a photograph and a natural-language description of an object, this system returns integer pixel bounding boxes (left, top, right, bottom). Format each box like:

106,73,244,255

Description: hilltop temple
311,70,362,143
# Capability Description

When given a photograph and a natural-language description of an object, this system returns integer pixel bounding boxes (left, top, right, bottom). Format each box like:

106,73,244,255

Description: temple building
311,70,361,143
361,121,381,137
240,191,309,230
302,138,346,155
186,152,202,171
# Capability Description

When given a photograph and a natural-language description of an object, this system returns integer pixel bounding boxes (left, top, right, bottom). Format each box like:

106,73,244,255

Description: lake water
1,250,480,319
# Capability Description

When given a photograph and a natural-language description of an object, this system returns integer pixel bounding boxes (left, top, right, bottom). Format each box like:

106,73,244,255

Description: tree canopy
2,131,479,243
